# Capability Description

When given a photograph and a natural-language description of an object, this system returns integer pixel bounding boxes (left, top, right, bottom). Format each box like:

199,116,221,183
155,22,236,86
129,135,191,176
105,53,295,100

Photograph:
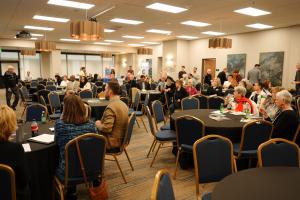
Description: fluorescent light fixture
234,7,271,16
33,15,69,23
202,31,225,36
104,29,115,33
246,23,273,29
110,18,143,25
128,44,145,47
94,42,111,45
177,35,198,40
47,0,94,10
30,37,38,40
146,2,187,13
31,33,44,37
24,25,54,31
146,29,171,35
104,39,124,43
60,38,80,42
181,20,210,27
122,35,144,39
141,41,160,45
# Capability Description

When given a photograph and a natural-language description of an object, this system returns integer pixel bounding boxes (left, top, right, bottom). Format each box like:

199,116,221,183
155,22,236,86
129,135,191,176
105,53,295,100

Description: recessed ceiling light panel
31,33,44,37
60,38,80,42
128,44,145,47
110,18,143,25
33,15,69,23
146,29,171,35
146,3,187,13
234,7,271,16
122,35,144,39
24,25,54,31
202,31,225,36
181,20,211,27
104,29,115,33
141,41,160,45
177,35,198,40
104,39,124,43
47,0,94,10
94,42,111,45
246,23,273,29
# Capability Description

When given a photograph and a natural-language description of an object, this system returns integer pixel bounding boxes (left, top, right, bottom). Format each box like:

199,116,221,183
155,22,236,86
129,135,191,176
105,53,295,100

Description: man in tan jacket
96,81,128,150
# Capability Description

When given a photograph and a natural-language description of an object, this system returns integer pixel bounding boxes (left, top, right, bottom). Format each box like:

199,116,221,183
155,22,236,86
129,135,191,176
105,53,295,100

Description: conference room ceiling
0,0,300,47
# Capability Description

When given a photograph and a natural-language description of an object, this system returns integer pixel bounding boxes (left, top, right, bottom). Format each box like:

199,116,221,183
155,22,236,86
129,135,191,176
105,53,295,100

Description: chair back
238,120,273,157
163,92,170,115
46,85,57,91
208,96,224,109
193,135,234,184
125,113,136,147
132,91,141,110
145,106,157,137
20,86,30,100
150,169,175,200
40,96,47,108
143,93,150,107
64,134,106,186
152,100,166,130
120,97,129,106
293,124,300,146
30,81,38,88
37,89,50,104
25,104,47,122
258,138,300,167
297,97,300,117
195,95,208,109
79,90,93,99
0,164,16,200
131,87,139,104
46,81,54,86
48,92,61,113
181,97,199,110
91,84,98,98
175,116,205,149
37,84,46,91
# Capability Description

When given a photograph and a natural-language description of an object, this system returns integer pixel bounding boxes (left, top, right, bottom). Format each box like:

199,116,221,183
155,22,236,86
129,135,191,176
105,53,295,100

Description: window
67,54,85,77
86,55,102,77
0,52,19,61
60,54,68,76
20,53,41,79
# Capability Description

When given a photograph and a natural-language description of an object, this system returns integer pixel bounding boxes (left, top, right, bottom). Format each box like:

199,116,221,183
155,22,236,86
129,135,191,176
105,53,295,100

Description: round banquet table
212,167,300,200
171,109,248,142
140,90,161,110
83,98,110,120
18,122,58,200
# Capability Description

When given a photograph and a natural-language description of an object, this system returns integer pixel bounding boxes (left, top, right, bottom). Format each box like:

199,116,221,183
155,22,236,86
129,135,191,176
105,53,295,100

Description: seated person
226,86,254,113
79,76,91,91
66,75,80,92
260,86,282,121
181,74,189,86
137,75,150,90
170,80,189,113
60,75,69,87
55,95,96,197
185,79,198,96
261,90,299,140
0,105,30,200
207,78,223,96
95,81,129,151
249,82,267,108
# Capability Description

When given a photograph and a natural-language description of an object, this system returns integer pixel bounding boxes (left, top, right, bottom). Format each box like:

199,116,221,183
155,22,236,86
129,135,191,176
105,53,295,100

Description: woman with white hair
226,86,254,113
262,90,298,140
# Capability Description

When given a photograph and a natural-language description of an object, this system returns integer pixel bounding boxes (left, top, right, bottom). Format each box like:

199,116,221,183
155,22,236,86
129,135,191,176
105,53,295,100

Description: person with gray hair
262,90,298,140
225,86,254,113
3,65,19,110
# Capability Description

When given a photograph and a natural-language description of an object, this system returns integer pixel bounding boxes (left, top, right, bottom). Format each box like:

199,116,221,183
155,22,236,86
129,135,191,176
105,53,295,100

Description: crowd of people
1,63,299,199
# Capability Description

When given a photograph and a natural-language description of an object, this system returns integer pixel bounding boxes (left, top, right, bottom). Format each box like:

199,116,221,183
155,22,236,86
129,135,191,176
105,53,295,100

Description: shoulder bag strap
75,140,89,188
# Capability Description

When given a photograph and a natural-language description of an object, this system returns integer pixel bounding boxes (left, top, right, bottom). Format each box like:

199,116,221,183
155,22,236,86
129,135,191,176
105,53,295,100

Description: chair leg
147,139,156,158
21,105,27,118
152,141,157,152
113,155,127,184
173,149,180,179
140,117,148,133
124,148,134,171
135,118,141,128
150,143,161,167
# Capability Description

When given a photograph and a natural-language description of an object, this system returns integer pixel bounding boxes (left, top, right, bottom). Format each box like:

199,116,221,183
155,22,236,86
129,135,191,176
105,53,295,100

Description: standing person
4,66,19,110
204,69,212,86
217,67,227,85
127,66,134,75
24,71,32,81
178,66,186,79
79,67,86,77
95,81,128,151
247,64,261,84
294,63,300,95
191,67,201,83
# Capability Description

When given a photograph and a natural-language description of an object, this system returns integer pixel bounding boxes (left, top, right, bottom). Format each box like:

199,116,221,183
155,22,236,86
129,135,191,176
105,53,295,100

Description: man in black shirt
178,66,186,79
217,67,227,85
204,69,212,86
3,66,19,110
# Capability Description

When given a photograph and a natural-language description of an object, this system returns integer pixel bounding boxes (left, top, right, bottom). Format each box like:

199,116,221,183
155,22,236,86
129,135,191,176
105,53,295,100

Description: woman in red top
226,86,254,113
185,79,198,96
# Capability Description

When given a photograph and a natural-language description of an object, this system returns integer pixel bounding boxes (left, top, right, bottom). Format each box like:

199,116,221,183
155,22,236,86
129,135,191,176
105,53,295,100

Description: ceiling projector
15,31,31,39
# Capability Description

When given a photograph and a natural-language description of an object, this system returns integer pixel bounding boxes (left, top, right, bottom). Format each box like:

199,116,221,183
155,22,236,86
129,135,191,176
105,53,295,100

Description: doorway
0,61,20,88
202,58,216,82
157,57,163,77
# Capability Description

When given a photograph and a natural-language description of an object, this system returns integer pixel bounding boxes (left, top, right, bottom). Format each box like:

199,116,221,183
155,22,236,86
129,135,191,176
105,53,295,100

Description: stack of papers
209,115,230,121
22,143,31,152
211,110,229,114
230,111,246,116
27,134,55,144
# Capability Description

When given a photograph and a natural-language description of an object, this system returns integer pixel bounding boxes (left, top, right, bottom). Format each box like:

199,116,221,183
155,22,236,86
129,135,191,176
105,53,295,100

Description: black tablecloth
83,98,110,120
171,109,246,142
19,122,58,200
212,167,300,200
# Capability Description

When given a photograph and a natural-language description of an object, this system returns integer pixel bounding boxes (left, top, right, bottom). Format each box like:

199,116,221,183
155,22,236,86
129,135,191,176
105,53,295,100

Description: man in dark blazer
137,75,150,90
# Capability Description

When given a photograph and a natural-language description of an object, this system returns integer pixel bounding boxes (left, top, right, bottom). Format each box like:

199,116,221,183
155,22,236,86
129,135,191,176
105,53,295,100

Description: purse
75,140,109,200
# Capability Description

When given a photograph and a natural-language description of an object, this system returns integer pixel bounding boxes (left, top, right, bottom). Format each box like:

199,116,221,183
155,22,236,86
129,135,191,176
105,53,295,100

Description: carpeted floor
0,89,214,200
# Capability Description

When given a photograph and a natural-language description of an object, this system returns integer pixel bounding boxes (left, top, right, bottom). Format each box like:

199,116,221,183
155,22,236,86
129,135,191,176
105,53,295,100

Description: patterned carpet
0,89,214,200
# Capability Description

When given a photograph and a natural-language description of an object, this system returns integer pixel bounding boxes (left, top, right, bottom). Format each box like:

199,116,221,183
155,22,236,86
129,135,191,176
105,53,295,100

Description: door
202,58,216,82
0,61,20,88
157,57,163,77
